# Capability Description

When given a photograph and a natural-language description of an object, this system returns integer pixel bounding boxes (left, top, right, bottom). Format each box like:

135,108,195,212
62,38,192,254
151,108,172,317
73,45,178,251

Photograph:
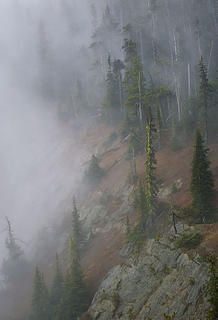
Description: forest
0,0,217,319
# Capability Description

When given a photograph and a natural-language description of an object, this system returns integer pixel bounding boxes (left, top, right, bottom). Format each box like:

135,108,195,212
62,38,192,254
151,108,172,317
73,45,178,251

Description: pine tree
85,155,104,183
103,55,120,122
145,108,159,216
60,199,90,320
50,254,64,318
31,267,51,320
137,179,147,231
72,198,84,254
199,56,214,143
207,254,218,320
1,218,27,285
113,59,125,113
190,129,215,222
124,53,146,123
61,240,89,320
5,217,23,260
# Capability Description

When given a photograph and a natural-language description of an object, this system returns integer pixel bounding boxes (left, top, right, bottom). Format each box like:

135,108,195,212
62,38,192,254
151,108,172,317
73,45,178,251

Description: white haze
0,0,92,261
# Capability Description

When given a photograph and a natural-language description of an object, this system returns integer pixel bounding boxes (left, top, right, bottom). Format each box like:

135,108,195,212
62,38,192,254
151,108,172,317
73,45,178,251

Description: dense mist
0,0,92,262
0,0,217,319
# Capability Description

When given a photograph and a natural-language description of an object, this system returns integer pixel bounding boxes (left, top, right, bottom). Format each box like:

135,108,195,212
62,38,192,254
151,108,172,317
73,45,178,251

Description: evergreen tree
72,198,84,254
103,55,120,122
137,179,147,231
113,59,125,113
60,199,90,320
85,155,104,183
1,218,28,285
5,217,23,261
50,254,64,319
207,254,218,320
199,56,214,143
31,267,51,320
124,52,146,123
61,240,89,320
127,128,144,158
190,129,215,222
145,108,159,216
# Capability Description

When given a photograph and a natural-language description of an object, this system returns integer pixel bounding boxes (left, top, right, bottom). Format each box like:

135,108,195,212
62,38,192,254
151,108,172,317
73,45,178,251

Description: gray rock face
88,236,209,320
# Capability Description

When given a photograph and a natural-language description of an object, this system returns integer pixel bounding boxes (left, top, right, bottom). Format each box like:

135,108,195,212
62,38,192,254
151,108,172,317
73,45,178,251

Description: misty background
0,0,217,273
0,0,93,263
0,0,217,318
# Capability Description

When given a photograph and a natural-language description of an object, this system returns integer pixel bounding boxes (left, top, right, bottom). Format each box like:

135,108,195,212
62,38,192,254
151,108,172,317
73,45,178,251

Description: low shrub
189,277,195,286
84,155,104,183
178,205,199,223
175,232,203,250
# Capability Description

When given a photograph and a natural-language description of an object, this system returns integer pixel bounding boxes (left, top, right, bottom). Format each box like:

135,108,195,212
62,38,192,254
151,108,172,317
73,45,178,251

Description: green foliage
60,199,90,320
179,205,199,223
190,129,216,222
163,312,176,320
198,56,214,142
122,39,137,63
145,111,159,216
181,97,198,138
175,232,203,250
126,225,145,251
163,265,171,275
126,128,144,159
207,254,218,320
85,155,104,183
1,218,29,285
155,232,162,242
30,267,51,320
72,198,84,253
189,277,195,286
103,56,123,123
61,256,89,320
144,85,171,136
50,255,64,319
135,180,147,232
124,55,146,122
127,306,136,319
111,292,120,311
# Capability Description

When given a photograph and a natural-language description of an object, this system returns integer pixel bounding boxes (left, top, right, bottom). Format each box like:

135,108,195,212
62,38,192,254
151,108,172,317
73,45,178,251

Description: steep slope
76,125,218,299
88,225,209,320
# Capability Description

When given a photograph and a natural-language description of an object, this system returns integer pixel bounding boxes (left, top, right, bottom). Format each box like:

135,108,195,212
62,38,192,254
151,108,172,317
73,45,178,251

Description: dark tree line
29,199,90,320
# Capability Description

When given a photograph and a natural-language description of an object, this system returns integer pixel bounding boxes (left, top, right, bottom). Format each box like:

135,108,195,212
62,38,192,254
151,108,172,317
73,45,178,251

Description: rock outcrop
88,230,209,320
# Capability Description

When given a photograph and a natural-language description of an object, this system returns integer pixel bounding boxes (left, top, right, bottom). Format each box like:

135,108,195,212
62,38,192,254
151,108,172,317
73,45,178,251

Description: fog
0,0,217,318
0,0,92,262
0,0,216,271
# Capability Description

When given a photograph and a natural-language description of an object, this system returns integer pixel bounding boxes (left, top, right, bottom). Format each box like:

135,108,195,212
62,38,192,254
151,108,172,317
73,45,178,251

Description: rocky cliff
88,224,209,320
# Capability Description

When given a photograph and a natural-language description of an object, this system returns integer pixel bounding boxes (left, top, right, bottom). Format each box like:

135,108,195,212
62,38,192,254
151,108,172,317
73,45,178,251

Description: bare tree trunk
138,71,143,122
119,71,123,113
173,29,178,62
197,31,202,58
188,63,191,97
139,29,144,64
208,40,214,75
173,72,181,121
